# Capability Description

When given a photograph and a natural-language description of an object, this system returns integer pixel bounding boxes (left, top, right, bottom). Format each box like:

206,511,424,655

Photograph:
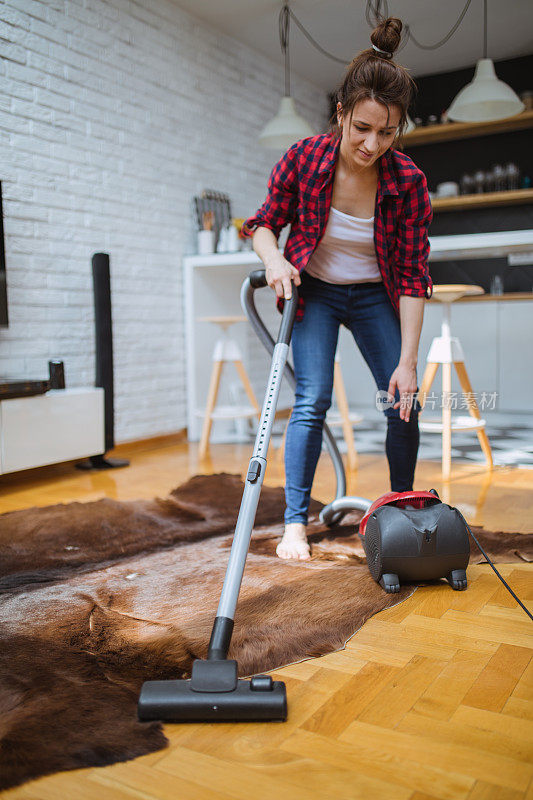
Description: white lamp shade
405,114,415,134
258,96,315,150
448,59,525,123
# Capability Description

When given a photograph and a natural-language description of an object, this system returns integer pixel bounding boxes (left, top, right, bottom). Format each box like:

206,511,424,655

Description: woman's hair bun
370,17,403,57
331,14,414,142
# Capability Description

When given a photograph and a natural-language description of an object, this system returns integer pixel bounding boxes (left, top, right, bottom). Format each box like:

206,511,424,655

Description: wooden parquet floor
1,440,532,800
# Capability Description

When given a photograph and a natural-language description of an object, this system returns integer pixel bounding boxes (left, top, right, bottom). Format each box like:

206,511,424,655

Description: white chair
418,285,493,480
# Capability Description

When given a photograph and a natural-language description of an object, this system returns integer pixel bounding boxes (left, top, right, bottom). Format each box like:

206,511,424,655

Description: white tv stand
0,387,105,474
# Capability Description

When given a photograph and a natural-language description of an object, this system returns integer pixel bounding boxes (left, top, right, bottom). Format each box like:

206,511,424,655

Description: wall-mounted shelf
432,188,533,213
452,293,533,303
404,109,533,147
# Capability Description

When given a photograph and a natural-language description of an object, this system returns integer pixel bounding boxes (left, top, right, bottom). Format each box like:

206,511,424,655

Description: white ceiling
173,0,533,91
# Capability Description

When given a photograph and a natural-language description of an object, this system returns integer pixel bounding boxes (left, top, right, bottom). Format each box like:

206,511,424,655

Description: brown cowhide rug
1,473,531,790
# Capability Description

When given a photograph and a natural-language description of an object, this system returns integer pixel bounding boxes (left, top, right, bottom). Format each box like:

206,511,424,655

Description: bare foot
276,522,311,560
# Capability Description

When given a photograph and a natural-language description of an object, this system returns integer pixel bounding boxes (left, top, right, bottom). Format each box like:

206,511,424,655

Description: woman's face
337,98,401,172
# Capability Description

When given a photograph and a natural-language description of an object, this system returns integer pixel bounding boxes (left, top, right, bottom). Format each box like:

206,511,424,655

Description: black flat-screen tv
0,181,7,327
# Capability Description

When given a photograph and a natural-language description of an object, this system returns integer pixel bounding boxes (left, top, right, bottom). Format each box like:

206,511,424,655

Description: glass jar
460,173,474,195
490,275,503,295
492,164,505,192
520,90,533,111
505,163,520,191
484,169,496,193
473,170,486,194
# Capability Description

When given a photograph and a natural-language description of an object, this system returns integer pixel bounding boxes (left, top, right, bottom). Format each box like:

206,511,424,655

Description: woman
243,17,433,560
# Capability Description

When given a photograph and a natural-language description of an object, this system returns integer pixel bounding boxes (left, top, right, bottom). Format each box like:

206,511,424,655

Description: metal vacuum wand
137,270,295,723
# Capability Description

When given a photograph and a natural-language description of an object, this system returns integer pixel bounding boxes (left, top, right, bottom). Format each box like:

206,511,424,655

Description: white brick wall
0,0,328,442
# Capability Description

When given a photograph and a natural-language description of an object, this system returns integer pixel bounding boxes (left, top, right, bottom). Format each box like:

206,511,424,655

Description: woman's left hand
387,362,418,422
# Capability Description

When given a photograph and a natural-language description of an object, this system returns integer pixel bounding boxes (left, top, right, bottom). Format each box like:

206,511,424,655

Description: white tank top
305,206,382,285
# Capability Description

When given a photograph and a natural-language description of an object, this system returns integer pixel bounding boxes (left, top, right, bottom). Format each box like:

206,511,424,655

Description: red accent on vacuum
359,490,441,536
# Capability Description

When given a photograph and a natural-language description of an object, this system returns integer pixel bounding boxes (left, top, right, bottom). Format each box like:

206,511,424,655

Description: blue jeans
285,271,420,525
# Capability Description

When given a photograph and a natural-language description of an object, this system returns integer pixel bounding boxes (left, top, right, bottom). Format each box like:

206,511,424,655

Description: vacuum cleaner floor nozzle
138,659,287,722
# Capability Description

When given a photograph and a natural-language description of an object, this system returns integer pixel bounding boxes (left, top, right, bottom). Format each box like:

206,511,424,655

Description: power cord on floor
456,509,533,622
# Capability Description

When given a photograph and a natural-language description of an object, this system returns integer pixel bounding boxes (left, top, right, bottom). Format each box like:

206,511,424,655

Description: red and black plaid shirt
242,132,433,319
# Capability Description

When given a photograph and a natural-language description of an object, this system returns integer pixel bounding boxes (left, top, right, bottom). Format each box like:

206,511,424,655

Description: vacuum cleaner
138,270,531,725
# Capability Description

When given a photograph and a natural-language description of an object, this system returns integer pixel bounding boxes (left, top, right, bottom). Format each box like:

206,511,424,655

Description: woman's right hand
265,257,301,299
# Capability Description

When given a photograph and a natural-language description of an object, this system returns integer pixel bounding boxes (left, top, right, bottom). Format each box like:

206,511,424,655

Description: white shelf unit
183,251,264,442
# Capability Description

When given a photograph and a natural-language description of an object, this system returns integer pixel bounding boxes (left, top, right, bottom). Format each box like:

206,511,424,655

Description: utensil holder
198,230,215,255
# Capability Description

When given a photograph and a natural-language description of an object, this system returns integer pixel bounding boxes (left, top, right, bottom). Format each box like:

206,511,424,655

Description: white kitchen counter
184,229,533,269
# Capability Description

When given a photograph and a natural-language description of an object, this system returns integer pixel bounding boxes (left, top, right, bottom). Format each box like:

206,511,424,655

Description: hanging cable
366,0,475,52
404,1,475,51
279,5,290,96
284,5,348,66
483,0,488,59
281,0,477,67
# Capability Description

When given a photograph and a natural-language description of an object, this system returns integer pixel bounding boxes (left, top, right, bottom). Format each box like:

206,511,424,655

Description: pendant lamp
259,6,315,149
448,0,524,122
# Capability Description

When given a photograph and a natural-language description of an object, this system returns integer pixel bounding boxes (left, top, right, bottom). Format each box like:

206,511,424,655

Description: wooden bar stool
325,354,363,470
279,352,363,471
197,316,260,459
418,285,494,480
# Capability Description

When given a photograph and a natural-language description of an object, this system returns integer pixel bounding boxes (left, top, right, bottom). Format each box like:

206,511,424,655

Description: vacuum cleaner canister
359,491,470,593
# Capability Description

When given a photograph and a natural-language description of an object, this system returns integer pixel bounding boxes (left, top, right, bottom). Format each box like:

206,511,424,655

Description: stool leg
233,360,261,418
278,417,288,467
198,359,224,460
442,361,452,481
418,362,439,410
454,361,494,469
333,360,358,470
